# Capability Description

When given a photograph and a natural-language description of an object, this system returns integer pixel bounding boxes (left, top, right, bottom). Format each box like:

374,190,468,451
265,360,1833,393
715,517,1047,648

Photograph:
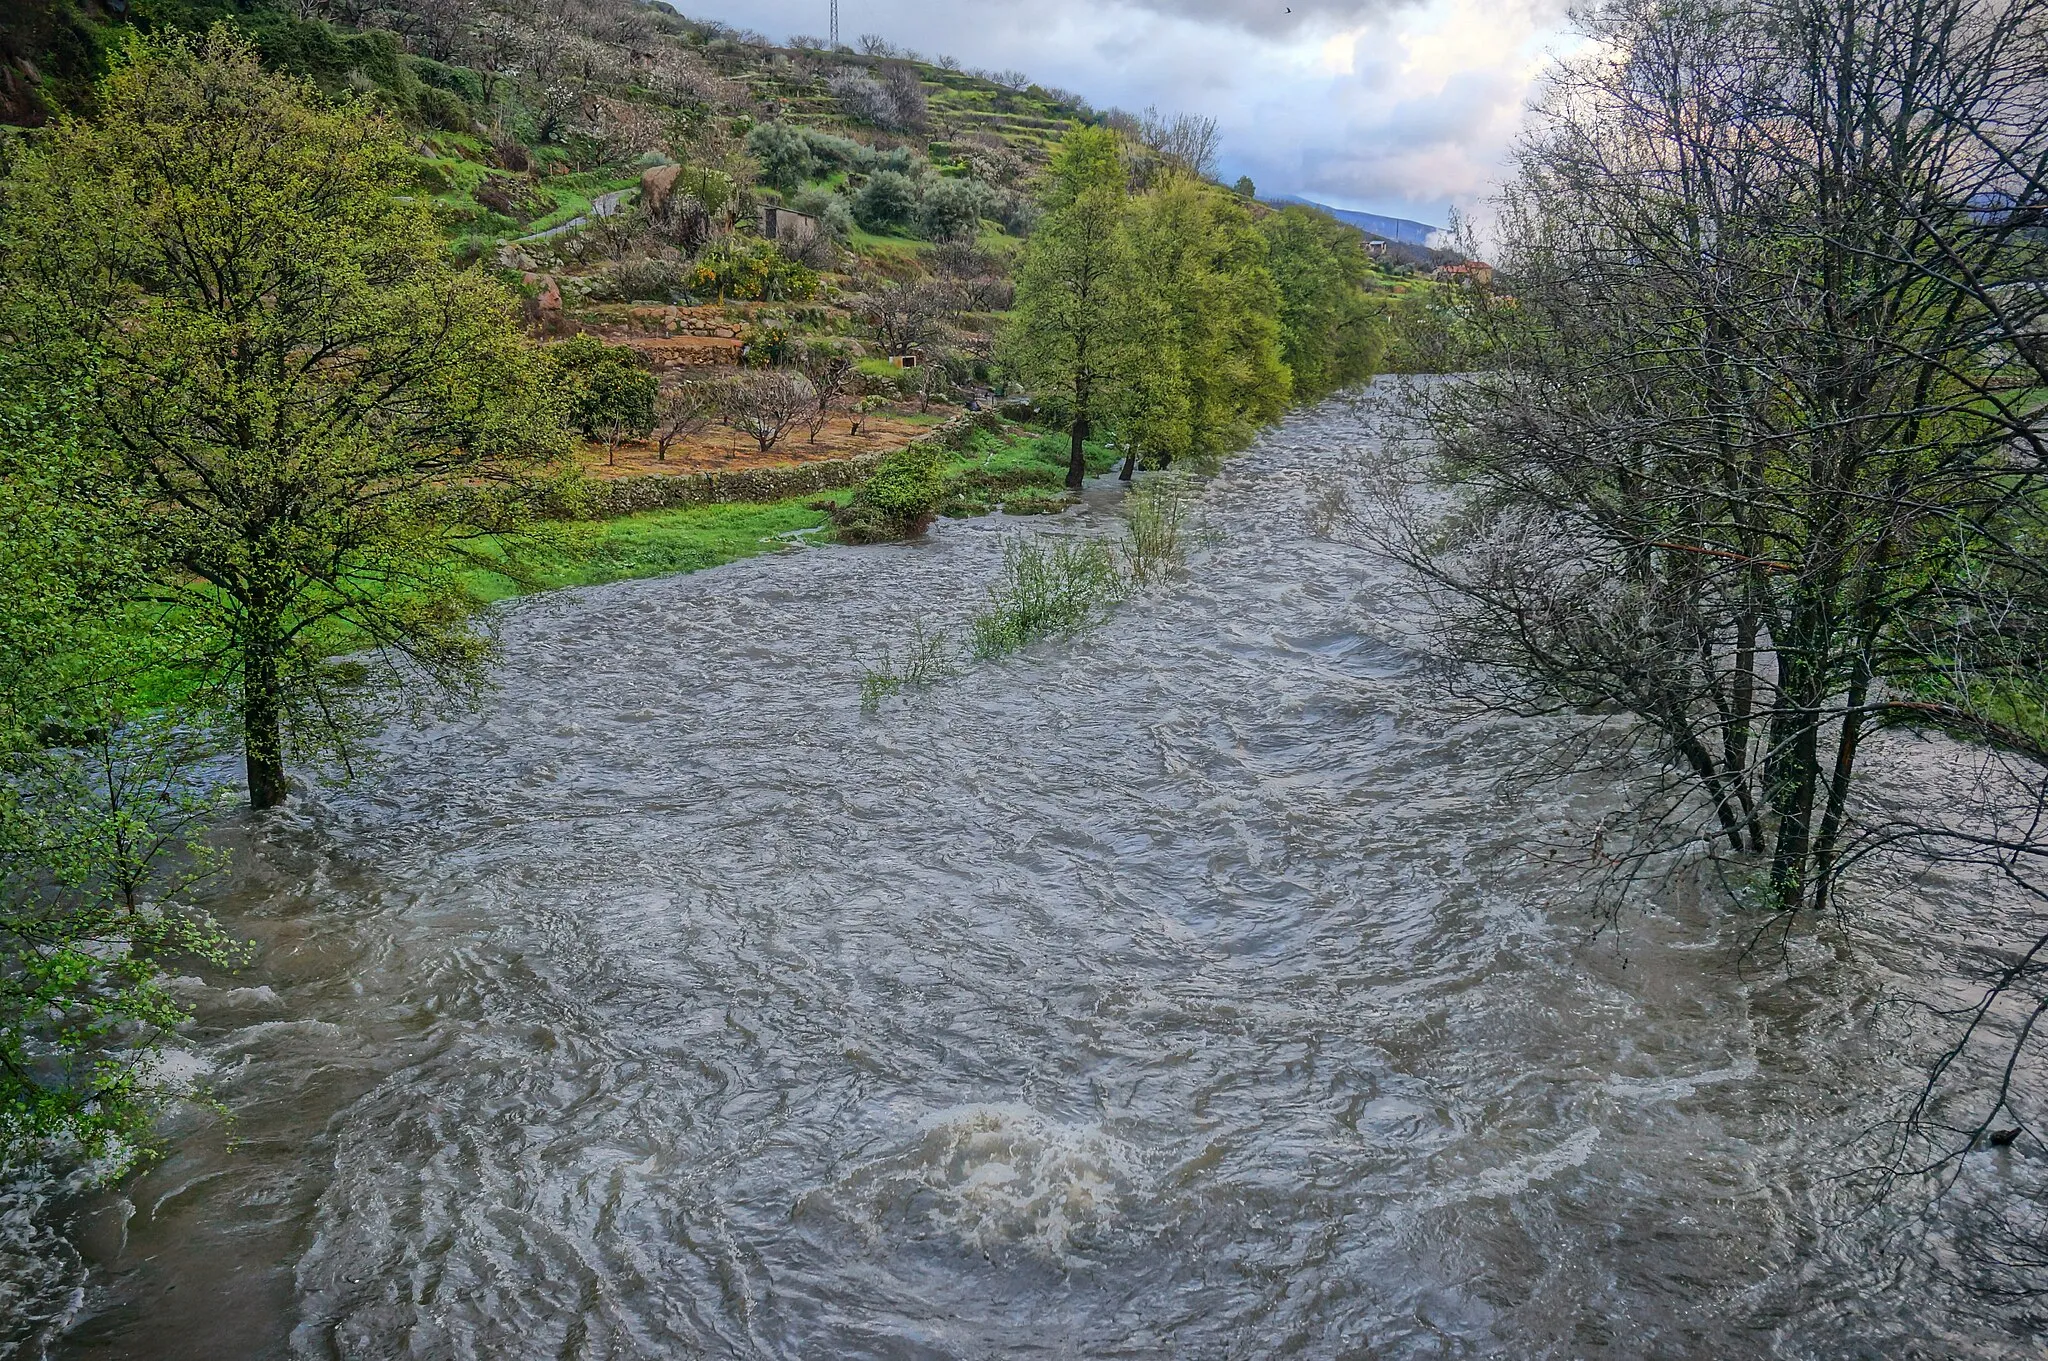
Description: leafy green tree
0,397,239,1167
546,336,658,464
0,30,571,810
1002,126,1144,489
1123,173,1291,473
1259,205,1385,400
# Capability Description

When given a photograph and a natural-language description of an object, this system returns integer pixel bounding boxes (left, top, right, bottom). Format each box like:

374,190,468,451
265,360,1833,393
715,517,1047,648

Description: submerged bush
833,443,948,544
969,537,1124,659
859,618,955,709
1121,472,1198,584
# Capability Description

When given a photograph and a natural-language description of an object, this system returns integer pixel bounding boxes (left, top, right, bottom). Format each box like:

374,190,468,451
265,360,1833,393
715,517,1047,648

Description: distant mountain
1271,196,1442,247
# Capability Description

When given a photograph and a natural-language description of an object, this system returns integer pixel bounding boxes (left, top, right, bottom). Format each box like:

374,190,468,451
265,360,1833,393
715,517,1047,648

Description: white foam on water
876,1103,1146,1266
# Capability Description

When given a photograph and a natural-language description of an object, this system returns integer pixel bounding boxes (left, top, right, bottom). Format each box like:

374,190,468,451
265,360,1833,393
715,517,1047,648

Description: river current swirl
6,389,2041,1358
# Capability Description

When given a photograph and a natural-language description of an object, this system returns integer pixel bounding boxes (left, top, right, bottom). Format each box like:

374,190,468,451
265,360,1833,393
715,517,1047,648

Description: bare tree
799,344,858,442
855,278,957,358
721,371,817,453
653,382,717,460
1372,0,2048,1296
1140,107,1221,180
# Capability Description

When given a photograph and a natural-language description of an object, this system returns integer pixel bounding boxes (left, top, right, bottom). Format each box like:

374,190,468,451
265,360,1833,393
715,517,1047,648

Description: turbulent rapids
4,389,2038,1359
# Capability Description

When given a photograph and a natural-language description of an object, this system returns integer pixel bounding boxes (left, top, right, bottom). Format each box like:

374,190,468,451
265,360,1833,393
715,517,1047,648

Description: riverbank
464,419,1125,603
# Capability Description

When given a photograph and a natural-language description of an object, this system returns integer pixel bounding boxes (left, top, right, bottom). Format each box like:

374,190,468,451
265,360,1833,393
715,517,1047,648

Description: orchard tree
723,372,818,453
0,30,572,810
800,342,859,442
548,336,658,465
653,383,719,461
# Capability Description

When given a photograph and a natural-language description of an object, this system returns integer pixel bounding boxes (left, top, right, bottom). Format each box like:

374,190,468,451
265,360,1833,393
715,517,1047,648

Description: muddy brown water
3,386,2041,1358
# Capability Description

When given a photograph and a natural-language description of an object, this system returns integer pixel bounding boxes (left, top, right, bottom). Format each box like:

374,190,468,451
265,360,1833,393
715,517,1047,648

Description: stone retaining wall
582,409,1006,519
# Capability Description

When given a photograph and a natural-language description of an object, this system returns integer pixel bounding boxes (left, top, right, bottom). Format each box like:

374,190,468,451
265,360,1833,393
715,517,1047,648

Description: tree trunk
1119,442,1138,483
242,612,289,811
1068,377,1090,491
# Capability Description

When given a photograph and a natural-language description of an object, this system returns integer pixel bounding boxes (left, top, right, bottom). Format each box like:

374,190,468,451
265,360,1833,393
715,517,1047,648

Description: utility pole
829,0,840,50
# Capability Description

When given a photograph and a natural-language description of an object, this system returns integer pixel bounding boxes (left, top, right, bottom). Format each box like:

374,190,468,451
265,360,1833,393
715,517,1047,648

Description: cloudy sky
665,0,1576,229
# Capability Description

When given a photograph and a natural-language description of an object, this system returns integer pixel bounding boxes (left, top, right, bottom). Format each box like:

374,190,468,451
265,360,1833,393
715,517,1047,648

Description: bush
414,84,471,133
1121,472,1198,583
918,175,989,241
835,443,947,543
853,170,920,234
747,121,818,191
587,257,695,303
690,239,820,302
861,444,947,517
969,538,1124,659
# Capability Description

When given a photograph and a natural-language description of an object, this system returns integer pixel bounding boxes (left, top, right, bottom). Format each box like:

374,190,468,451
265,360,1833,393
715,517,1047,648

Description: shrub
586,256,695,304
739,323,796,368
690,239,820,302
853,170,920,234
747,121,818,191
833,443,947,543
918,175,989,241
969,538,1124,659
414,84,471,133
859,618,955,709
1120,472,1198,583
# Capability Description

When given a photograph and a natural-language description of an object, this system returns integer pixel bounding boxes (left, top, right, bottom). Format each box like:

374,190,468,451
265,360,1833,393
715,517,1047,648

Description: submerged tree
1380,0,2048,1290
0,397,238,1165
0,29,572,809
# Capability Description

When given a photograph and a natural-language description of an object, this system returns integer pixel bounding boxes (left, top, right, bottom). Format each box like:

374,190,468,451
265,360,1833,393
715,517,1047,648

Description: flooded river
6,389,2041,1357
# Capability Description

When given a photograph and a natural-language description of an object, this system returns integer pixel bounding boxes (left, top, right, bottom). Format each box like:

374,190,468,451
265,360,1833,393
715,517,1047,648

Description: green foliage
1120,174,1291,463
919,175,991,241
790,188,855,240
0,398,240,1169
689,237,820,301
969,537,1126,659
1259,205,1387,399
546,336,658,442
836,443,950,542
859,619,956,709
853,169,921,234
1120,472,1199,584
747,121,817,191
1001,126,1146,489
0,30,572,809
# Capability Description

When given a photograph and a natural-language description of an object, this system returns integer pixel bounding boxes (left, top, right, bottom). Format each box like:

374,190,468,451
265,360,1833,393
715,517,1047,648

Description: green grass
848,227,932,254
459,495,843,601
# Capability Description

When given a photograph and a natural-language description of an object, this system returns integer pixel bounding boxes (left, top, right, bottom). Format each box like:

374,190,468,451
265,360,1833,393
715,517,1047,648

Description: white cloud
668,0,1574,225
